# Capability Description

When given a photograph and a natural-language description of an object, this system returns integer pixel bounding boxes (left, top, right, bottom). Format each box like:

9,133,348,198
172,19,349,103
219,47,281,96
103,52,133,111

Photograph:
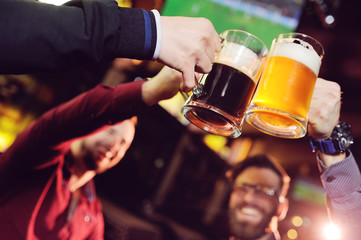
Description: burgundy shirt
0,80,147,239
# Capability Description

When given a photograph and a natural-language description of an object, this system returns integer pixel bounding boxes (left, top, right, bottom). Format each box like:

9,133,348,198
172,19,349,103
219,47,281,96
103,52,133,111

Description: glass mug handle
180,36,225,100
180,74,203,100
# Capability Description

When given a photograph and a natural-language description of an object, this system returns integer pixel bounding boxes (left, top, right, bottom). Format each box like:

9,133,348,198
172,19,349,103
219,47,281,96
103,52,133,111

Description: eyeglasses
232,183,278,199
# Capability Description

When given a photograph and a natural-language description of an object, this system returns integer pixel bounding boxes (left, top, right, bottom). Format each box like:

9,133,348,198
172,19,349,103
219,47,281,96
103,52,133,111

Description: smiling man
67,117,137,193
227,155,290,240
0,66,183,239
225,78,361,240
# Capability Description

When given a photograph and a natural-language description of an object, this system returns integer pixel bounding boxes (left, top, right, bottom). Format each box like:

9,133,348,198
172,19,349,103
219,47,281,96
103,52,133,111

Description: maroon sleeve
0,80,147,185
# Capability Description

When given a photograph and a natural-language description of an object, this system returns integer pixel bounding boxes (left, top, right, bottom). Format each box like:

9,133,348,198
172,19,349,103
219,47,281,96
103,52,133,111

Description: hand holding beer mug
245,33,324,138
181,30,268,138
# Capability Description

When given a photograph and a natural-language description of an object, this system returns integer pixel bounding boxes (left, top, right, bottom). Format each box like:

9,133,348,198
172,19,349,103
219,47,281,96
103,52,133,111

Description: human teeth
241,207,259,215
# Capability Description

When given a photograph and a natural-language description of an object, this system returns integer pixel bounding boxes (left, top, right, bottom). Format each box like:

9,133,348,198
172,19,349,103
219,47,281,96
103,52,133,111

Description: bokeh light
291,216,303,227
323,223,341,240
287,228,298,239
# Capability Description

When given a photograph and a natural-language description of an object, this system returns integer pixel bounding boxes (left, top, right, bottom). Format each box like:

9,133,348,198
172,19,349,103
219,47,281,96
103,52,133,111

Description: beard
82,151,97,170
228,203,277,240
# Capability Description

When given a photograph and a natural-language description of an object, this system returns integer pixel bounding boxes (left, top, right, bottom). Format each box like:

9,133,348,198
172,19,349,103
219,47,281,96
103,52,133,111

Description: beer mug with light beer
181,30,268,138
245,33,324,138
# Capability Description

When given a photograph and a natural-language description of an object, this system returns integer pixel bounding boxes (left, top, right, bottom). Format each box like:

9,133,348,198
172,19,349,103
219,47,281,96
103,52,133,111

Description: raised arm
0,66,183,189
308,78,360,239
0,0,155,73
0,0,221,91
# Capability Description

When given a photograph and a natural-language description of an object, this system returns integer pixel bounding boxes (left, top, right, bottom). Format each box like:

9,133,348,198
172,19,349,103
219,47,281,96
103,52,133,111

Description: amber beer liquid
181,32,267,138
245,34,323,138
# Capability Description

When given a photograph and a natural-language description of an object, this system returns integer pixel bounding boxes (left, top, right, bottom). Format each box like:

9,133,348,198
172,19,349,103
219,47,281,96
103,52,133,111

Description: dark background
96,1,361,239
1,0,360,239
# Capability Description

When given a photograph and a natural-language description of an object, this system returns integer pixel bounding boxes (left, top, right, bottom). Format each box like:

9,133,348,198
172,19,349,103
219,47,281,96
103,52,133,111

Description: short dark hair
227,155,290,201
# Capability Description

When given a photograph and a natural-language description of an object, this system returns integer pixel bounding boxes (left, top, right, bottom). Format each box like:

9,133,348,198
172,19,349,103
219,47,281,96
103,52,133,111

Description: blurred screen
292,178,326,206
162,0,305,48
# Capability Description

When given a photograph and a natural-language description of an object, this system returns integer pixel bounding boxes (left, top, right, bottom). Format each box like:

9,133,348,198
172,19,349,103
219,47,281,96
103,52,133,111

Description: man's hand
158,16,222,92
142,66,183,106
308,78,341,140
308,78,345,166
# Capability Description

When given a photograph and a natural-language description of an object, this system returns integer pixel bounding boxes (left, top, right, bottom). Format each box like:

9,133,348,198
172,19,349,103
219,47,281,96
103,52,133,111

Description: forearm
319,152,361,239
0,81,147,193
0,0,158,74
317,152,347,168
2,81,146,165
37,81,147,145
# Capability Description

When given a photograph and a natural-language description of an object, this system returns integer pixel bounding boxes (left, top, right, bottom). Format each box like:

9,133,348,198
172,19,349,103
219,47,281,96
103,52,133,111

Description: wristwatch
310,121,354,154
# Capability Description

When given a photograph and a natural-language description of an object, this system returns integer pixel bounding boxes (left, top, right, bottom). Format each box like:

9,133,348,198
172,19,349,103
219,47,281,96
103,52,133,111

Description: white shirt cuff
151,9,162,60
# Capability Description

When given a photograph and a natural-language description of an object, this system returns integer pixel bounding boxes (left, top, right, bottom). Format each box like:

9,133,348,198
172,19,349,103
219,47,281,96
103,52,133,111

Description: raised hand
307,77,341,140
158,16,222,92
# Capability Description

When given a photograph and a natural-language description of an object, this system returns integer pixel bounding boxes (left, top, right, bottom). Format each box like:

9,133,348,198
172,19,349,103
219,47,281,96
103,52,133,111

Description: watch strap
310,138,340,154
309,121,353,154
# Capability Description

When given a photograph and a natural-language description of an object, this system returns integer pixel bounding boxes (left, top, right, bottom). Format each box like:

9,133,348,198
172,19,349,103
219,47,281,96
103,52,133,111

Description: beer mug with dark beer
181,30,268,138
245,33,324,138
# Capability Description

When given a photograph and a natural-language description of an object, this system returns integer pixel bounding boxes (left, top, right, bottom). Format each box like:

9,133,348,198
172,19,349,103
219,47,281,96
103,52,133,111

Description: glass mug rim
221,29,268,46
245,32,324,139
181,29,268,138
220,29,269,57
273,32,324,59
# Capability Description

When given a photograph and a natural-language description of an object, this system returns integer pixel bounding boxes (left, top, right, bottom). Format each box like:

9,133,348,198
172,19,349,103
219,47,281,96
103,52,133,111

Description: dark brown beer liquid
190,63,256,127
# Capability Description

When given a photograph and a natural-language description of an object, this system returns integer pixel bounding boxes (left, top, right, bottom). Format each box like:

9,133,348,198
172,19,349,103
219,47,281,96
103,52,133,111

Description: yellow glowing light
0,136,8,152
323,223,341,240
203,134,231,159
159,92,185,122
287,229,298,239
115,0,132,7
0,103,35,151
291,216,303,227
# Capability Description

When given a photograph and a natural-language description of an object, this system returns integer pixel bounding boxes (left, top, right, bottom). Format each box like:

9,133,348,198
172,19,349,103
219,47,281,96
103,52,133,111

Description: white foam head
270,38,322,75
214,42,262,83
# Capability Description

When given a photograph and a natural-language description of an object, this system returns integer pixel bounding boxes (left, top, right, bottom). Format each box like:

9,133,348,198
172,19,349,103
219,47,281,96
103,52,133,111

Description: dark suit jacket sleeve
0,0,157,74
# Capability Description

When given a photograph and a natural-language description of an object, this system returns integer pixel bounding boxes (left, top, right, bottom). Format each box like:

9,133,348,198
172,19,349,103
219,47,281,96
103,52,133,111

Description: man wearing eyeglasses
226,155,289,240
225,78,360,240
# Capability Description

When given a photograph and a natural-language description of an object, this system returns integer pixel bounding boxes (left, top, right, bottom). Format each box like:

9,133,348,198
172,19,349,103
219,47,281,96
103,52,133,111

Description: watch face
332,121,354,151
310,121,354,154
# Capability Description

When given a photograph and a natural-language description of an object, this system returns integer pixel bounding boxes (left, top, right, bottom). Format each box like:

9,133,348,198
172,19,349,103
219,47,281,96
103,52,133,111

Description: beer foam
271,39,321,75
214,42,260,83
